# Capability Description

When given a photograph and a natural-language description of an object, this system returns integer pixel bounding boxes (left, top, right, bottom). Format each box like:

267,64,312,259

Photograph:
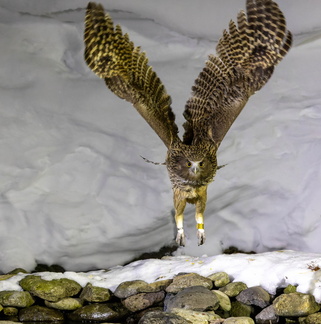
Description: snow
2,250,321,302
0,0,321,279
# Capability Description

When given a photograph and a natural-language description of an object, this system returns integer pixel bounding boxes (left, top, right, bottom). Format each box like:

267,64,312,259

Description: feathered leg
173,189,187,246
195,186,207,245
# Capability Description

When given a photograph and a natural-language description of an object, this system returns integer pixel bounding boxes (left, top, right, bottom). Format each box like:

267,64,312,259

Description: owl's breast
173,184,207,205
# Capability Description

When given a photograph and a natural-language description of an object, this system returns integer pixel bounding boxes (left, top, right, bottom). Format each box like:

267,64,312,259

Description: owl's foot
176,228,185,246
197,229,206,245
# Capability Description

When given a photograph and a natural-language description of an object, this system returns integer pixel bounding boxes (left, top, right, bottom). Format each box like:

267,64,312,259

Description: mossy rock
80,283,112,302
273,293,320,317
19,275,82,302
68,302,129,322
19,305,64,321
45,297,83,310
0,291,34,307
219,282,248,297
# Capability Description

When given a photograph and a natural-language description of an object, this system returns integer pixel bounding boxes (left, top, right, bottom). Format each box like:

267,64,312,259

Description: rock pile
1,270,321,323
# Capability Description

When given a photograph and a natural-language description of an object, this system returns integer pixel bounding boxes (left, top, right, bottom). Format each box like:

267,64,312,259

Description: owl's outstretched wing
183,0,292,146
84,3,179,148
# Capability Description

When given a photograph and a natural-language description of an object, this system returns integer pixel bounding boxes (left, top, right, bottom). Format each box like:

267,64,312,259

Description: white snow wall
0,1,320,273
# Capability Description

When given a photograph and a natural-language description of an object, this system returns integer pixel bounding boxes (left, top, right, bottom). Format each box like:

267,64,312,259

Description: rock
236,286,271,308
126,306,163,323
68,302,128,322
80,283,112,302
166,273,213,293
3,307,18,316
284,284,297,294
122,291,165,312
172,308,221,323
223,317,255,324
165,286,219,312
8,268,28,275
305,312,321,324
148,279,173,292
45,297,83,310
208,272,230,288
255,305,279,324
114,280,154,298
138,309,192,324
19,275,82,302
0,291,34,307
230,301,253,318
0,274,16,281
209,320,225,324
19,305,64,321
34,263,65,273
273,292,320,317
219,282,248,297
212,290,231,312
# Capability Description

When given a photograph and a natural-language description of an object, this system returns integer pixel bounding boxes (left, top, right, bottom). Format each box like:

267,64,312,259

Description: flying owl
84,0,292,246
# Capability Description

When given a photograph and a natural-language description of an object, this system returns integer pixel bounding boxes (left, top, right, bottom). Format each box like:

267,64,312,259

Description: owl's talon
176,229,185,246
197,229,205,245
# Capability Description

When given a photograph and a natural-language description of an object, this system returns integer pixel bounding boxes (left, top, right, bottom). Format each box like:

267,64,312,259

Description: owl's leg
195,186,207,245
173,190,187,246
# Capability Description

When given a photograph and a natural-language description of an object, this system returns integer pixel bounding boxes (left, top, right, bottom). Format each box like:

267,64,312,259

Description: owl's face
166,144,217,187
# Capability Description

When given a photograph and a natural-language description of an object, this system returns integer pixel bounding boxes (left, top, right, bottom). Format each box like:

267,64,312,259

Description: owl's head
166,144,217,186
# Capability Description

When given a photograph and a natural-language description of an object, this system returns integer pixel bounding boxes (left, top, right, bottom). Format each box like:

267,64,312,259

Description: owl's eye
199,161,204,168
186,161,192,168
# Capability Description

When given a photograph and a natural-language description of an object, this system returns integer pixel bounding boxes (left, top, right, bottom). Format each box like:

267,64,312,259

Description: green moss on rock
19,275,82,302
0,291,34,307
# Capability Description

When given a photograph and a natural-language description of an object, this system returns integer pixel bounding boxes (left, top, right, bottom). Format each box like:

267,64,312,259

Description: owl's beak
191,165,199,174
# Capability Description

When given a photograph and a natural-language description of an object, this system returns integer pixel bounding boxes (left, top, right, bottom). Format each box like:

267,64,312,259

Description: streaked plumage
84,0,292,246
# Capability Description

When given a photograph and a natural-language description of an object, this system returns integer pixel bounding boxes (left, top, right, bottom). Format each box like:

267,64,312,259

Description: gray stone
138,309,192,324
122,291,165,312
219,282,248,297
166,273,213,293
223,317,255,324
0,291,34,307
212,290,231,312
172,308,221,323
80,282,112,302
45,297,83,310
114,280,153,298
19,305,64,322
255,305,279,324
208,272,230,288
305,312,321,324
273,292,320,317
165,286,219,312
68,302,128,322
236,286,271,308
19,275,82,302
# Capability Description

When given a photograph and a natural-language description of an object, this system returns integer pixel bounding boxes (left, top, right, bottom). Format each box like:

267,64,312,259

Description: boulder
165,286,219,312
273,292,320,317
166,273,213,293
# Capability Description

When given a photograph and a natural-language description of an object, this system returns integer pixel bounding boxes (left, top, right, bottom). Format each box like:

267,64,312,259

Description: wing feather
84,2,179,148
183,0,292,146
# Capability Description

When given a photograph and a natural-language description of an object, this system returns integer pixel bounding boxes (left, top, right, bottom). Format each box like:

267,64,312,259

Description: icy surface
0,1,321,273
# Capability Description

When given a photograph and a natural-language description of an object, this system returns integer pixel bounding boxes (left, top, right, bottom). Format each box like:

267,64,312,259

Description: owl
84,0,292,246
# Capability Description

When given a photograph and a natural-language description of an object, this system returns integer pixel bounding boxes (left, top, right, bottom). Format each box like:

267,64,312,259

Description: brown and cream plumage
84,0,292,246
